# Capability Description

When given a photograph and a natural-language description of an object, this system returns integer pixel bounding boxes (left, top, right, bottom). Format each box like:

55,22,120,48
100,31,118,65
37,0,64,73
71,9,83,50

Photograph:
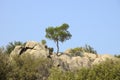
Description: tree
45,23,72,55
41,39,46,45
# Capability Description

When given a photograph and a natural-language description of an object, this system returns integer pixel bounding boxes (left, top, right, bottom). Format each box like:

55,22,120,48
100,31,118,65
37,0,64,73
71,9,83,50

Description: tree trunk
56,40,59,55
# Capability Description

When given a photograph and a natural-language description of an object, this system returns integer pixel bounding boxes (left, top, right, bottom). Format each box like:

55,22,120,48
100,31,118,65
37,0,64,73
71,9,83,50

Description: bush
41,39,46,45
0,49,120,80
48,67,75,80
48,59,120,80
84,45,97,54
8,54,53,80
114,54,120,58
0,52,12,80
69,45,97,57
0,52,53,80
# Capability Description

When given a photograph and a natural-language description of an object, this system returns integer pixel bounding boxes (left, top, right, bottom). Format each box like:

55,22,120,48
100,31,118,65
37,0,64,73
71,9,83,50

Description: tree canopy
45,23,72,54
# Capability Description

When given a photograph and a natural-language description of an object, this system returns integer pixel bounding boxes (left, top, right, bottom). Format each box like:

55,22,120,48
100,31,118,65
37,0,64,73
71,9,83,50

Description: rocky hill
10,41,116,71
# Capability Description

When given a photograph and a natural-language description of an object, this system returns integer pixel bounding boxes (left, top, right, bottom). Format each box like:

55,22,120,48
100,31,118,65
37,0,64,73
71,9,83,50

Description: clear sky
0,0,120,55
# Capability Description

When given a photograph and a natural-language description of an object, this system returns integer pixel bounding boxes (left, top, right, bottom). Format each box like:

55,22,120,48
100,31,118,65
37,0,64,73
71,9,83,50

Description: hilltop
10,41,117,70
0,41,120,80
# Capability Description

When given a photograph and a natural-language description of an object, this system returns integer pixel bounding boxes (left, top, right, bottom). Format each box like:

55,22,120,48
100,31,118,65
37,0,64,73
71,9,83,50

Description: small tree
45,23,72,55
41,39,46,45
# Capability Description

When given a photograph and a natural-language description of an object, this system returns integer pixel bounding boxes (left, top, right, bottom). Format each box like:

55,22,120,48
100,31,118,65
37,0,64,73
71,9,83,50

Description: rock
69,56,90,70
51,52,116,71
25,41,37,49
82,57,91,67
92,57,103,65
10,46,23,56
101,54,114,60
51,54,63,69
83,52,97,60
64,48,72,54
69,56,82,70
51,54,91,70
10,41,117,71
58,54,71,63
51,54,71,70
92,54,115,65
10,41,49,59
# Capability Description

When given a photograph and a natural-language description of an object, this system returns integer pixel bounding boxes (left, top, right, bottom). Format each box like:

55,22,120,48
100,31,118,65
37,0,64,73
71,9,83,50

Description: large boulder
10,41,49,59
82,52,98,63
25,41,37,49
92,54,115,65
101,54,114,60
10,46,23,57
64,48,72,54
51,54,71,71
68,56,91,70
51,54,91,70
51,52,116,71
92,57,103,65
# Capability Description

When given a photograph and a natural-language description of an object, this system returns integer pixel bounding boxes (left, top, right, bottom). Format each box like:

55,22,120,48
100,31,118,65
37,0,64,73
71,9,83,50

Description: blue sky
0,0,120,55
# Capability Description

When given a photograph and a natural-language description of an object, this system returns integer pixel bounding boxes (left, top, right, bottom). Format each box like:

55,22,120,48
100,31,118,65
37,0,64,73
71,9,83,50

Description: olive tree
45,23,72,55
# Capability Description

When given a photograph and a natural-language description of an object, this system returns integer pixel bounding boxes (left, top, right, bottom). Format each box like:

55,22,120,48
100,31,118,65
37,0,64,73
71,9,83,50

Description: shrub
84,45,97,54
0,52,53,80
48,59,120,80
48,67,75,80
69,45,97,57
41,39,46,45
0,52,12,80
114,54,120,58
8,54,53,80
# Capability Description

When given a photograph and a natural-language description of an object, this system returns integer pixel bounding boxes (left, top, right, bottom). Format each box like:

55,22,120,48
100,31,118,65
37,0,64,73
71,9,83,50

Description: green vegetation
0,24,119,79
48,59,120,80
45,23,72,54
0,42,120,80
0,52,11,80
0,52,53,80
114,54,120,58
69,45,97,57
5,41,25,54
84,45,97,54
9,54,52,80
41,39,47,45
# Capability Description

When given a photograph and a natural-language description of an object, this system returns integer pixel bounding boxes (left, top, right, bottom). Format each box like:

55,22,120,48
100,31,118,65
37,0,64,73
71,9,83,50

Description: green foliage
114,54,120,58
0,53,53,80
45,23,72,54
0,53,12,80
48,59,120,80
84,45,97,54
69,45,97,56
5,41,25,54
48,68,75,80
8,54,52,80
41,39,46,45
69,47,84,57
48,47,54,55
0,46,120,80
